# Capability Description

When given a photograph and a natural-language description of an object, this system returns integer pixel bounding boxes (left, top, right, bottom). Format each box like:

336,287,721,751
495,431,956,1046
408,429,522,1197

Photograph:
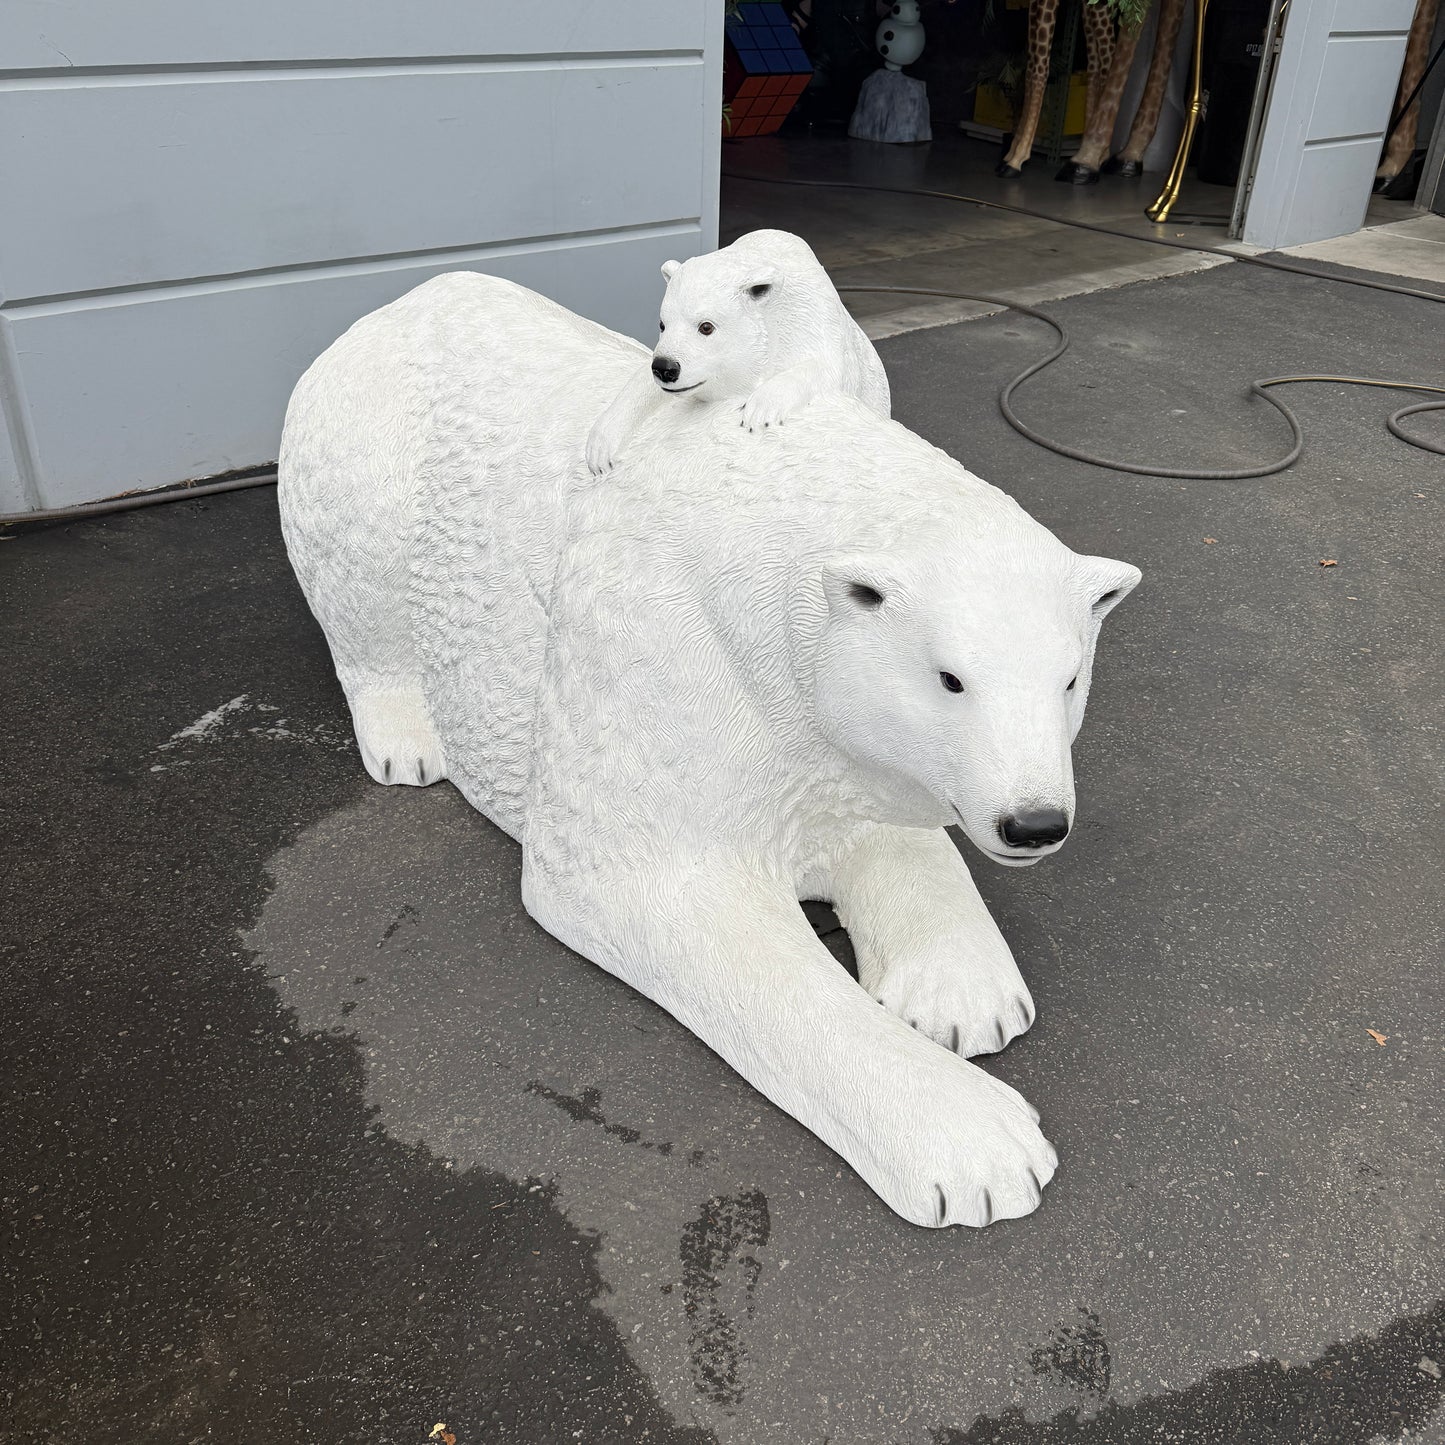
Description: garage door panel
1326,0,1419,33
1309,35,1414,141
1287,140,1394,248
0,0,720,508
0,63,706,301
5,231,688,508
0,0,703,71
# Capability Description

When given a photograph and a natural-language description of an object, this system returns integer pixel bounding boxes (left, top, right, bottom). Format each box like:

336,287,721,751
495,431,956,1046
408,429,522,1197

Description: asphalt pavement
2,258,1441,1444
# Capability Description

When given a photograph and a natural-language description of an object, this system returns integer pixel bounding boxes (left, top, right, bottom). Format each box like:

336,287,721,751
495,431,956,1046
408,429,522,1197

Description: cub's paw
865,1051,1056,1228
584,415,627,475
740,373,815,432
874,948,1035,1058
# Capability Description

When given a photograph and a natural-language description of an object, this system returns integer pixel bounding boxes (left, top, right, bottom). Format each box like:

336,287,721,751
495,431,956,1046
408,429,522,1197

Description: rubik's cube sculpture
723,3,813,138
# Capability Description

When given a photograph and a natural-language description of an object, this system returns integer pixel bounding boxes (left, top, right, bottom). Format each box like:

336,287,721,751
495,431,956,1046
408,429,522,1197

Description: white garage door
0,1,722,511
1242,0,1416,249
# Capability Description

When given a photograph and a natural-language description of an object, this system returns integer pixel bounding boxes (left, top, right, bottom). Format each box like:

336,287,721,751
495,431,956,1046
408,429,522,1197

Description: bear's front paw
863,1052,1055,1228
740,373,815,432
874,948,1034,1058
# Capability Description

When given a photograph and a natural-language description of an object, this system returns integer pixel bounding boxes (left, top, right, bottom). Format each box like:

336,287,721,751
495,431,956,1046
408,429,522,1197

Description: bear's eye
940,672,964,694
1067,675,1078,692
698,321,715,336
659,321,666,333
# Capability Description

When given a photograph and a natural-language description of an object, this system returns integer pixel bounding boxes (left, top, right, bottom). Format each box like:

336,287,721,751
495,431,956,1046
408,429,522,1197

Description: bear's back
404,274,644,832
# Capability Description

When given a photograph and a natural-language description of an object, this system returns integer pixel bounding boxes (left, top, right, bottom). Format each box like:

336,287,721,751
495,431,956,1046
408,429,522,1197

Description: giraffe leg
1105,0,1186,174
998,0,1059,177
1377,0,1440,183
1081,0,1117,138
1057,15,1145,182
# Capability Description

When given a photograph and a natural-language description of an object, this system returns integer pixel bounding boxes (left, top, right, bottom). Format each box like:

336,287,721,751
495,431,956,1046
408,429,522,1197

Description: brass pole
1147,0,1212,222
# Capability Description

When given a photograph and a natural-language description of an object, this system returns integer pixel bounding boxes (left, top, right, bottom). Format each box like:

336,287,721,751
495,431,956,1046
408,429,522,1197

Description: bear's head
650,253,778,400
810,531,1141,866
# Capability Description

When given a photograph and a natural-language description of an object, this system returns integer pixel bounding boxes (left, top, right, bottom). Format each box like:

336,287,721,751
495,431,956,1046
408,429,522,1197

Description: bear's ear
1079,555,1142,619
821,557,898,617
744,267,778,300
661,259,683,283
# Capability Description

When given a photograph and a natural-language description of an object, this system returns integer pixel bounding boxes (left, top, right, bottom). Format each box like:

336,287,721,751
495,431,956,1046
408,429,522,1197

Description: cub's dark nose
998,809,1070,849
652,355,681,384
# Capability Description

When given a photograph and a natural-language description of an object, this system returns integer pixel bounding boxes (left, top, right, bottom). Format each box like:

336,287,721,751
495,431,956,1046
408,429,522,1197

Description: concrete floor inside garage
717,128,1435,334
2,131,1443,1445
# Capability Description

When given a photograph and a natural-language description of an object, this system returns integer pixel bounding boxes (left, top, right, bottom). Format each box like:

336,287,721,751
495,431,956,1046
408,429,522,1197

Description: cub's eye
698,321,715,336
940,672,964,694
659,321,666,332
1067,675,1078,692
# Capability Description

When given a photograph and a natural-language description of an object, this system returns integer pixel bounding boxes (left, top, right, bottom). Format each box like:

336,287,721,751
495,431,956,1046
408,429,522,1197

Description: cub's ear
661,259,683,283
744,267,779,300
821,557,899,616
1080,556,1142,619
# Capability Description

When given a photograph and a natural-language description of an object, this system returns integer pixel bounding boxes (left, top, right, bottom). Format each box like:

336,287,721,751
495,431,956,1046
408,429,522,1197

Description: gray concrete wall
0,1,723,511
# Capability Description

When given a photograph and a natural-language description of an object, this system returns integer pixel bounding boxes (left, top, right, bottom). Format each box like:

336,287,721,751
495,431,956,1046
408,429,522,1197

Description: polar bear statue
279,270,1141,1228
585,228,890,474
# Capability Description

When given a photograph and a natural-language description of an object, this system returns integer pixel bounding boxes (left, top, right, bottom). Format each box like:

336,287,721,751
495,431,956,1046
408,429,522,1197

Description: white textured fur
585,229,890,474
279,271,1140,1228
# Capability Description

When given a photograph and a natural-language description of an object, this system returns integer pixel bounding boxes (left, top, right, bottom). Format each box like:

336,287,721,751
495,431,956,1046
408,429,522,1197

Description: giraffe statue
1375,0,1442,192
995,0,1188,185
995,0,1117,178
1057,0,1188,184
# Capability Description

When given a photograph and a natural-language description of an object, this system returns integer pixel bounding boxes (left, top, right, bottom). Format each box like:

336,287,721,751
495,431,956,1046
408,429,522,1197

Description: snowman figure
876,1,925,71
849,0,932,142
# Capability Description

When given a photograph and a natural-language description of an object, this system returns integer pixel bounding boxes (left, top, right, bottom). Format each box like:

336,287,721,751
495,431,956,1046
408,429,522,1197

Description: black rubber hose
838,283,1445,476
0,471,279,528
1388,398,1445,454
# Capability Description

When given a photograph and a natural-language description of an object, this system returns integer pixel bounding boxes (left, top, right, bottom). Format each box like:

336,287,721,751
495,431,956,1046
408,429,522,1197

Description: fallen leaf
1320,559,1338,567
1203,537,1217,544
430,1427,446,1441
1366,1028,1388,1046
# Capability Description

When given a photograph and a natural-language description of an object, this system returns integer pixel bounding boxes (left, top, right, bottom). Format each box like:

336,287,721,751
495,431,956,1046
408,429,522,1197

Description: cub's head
810,531,1141,866
650,254,777,399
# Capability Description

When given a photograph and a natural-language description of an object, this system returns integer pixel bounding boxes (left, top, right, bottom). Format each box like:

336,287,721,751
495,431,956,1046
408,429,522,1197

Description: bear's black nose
652,356,681,385
998,809,1070,849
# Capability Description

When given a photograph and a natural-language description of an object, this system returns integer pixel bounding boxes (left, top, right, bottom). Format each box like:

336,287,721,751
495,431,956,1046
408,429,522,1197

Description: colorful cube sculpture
723,3,813,138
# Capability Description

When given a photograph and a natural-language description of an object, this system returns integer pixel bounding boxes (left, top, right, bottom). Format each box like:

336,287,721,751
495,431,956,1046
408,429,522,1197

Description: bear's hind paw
350,687,447,788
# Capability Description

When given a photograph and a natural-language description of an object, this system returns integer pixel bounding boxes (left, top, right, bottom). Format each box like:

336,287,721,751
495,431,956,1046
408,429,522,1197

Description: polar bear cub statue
280,270,1141,1228
585,228,890,473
